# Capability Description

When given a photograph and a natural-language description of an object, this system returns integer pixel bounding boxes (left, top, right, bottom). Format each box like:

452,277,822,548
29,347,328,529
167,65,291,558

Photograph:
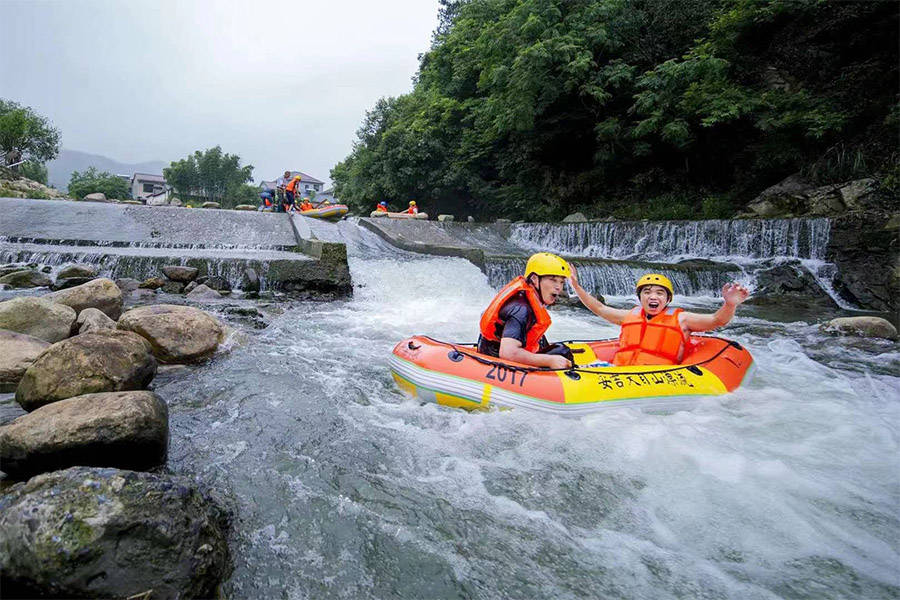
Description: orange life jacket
613,307,687,366
479,277,551,353
406,207,417,214
286,179,299,193
376,204,388,212
300,202,314,211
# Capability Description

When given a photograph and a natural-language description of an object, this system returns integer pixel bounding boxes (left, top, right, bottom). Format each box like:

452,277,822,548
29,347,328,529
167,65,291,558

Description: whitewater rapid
157,249,899,599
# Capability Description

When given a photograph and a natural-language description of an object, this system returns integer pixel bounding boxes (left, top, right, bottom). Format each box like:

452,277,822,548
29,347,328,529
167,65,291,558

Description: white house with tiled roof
130,173,168,202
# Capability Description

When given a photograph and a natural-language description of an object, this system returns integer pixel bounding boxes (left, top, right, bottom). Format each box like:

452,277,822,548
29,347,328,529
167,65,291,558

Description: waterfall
509,218,831,262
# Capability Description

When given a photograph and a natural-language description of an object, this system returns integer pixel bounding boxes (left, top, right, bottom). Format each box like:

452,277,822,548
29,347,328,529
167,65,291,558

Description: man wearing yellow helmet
406,200,418,215
477,252,574,369
569,268,749,365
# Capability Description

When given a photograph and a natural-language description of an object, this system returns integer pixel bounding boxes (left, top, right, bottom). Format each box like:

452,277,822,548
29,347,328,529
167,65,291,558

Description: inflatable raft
369,211,428,220
298,204,348,220
390,335,753,415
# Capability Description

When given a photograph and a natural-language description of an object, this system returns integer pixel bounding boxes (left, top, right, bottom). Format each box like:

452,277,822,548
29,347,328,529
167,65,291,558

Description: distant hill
47,149,167,191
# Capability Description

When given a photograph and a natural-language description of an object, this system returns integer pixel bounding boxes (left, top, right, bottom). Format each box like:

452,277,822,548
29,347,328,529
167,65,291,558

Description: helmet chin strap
529,275,549,305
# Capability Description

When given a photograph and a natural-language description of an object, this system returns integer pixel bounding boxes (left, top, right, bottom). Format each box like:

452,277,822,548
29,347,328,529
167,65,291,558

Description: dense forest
332,0,898,220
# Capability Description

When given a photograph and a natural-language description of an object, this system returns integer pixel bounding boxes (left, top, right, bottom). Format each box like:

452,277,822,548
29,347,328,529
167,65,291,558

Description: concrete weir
0,198,351,296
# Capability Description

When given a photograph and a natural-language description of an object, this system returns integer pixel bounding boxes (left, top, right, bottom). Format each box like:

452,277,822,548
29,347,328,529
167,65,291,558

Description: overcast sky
2,0,441,185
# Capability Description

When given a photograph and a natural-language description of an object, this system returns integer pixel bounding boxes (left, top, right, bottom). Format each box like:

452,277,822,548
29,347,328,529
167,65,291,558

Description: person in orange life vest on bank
477,252,575,370
569,268,750,365
298,197,314,211
406,200,418,214
284,175,302,211
376,201,389,212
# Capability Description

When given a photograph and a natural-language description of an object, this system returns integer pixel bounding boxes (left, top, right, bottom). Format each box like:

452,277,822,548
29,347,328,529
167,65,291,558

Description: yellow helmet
636,273,673,299
525,253,570,278
293,175,301,180
409,200,416,206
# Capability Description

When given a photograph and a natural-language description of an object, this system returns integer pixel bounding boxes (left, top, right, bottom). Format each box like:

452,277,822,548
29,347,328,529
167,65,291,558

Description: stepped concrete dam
1,196,895,315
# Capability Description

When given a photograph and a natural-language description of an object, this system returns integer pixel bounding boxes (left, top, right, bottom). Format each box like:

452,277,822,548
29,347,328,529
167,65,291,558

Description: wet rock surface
821,316,898,341
186,283,222,299
15,330,157,411
828,212,899,314
57,264,99,279
117,304,225,363
0,296,77,343
44,277,124,320
0,390,168,479
0,330,50,393
162,265,199,282
76,307,117,333
0,269,52,288
0,466,231,600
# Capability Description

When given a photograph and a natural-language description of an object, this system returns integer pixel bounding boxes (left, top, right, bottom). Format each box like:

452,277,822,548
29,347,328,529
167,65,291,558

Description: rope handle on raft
428,335,740,376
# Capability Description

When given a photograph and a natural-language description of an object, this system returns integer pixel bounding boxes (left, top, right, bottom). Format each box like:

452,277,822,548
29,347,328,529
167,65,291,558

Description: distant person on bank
375,201,389,213
569,268,749,365
259,189,274,210
477,252,574,370
274,170,291,213
5,148,22,171
284,175,301,211
406,200,418,215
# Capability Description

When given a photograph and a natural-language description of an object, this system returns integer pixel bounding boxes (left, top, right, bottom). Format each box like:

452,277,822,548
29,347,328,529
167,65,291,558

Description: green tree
334,0,898,220
20,160,48,184
0,100,61,164
68,167,130,200
164,146,253,208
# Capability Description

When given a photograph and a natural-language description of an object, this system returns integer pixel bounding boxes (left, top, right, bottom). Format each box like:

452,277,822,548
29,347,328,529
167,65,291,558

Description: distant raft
298,204,348,220
369,211,428,220
390,335,754,416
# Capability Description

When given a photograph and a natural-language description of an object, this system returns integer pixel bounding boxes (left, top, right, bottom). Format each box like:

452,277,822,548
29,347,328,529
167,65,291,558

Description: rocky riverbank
0,273,235,597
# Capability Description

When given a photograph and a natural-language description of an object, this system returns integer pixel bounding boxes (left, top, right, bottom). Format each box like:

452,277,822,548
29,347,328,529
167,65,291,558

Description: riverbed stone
139,276,166,289
50,276,96,291
115,277,140,293
0,466,231,600
0,297,77,343
15,330,157,411
0,330,50,393
562,212,588,222
0,391,168,478
234,204,256,211
76,307,116,333
0,269,52,288
821,316,898,341
162,265,199,283
82,192,108,202
242,268,260,292
437,214,455,222
57,264,99,279
201,201,221,209
203,276,232,292
186,283,221,299
117,304,225,363
44,277,123,320
161,280,186,294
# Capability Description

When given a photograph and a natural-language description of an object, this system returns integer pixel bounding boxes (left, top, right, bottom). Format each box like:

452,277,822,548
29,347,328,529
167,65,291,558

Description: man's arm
681,282,749,332
569,265,630,325
499,337,570,369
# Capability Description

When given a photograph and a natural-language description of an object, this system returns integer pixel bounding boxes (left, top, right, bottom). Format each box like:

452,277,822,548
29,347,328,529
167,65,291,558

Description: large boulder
44,277,123,320
0,330,50,393
162,265,199,283
139,276,166,289
562,212,588,223
161,280,185,294
50,276,96,291
117,304,225,364
0,269,52,288
201,201,221,209
0,466,231,599
234,204,256,211
821,316,898,341
82,192,108,202
57,264,99,279
437,214,455,222
203,276,232,292
0,391,168,479
185,283,222,299
0,297,77,343
15,330,157,411
76,307,116,333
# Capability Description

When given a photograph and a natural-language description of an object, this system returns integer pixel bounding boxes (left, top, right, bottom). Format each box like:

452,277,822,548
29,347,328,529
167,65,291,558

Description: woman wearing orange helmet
569,269,749,366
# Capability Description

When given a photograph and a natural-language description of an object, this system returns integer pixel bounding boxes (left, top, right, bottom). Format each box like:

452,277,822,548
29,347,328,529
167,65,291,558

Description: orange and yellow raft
390,335,754,415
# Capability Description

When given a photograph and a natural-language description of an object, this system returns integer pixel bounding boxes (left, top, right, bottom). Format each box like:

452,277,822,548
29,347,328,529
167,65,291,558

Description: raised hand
722,282,749,306
568,264,579,288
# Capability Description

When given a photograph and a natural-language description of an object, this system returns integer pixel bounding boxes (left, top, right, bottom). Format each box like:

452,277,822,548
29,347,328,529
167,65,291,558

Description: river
146,220,900,599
